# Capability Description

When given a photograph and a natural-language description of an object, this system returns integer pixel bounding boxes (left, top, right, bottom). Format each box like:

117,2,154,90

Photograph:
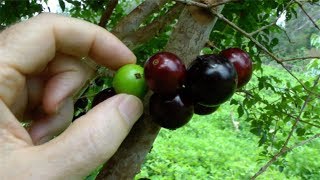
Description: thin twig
122,3,184,49
249,20,278,36
112,0,169,39
249,0,294,36
251,133,320,179
210,11,313,93
253,132,320,178
295,0,320,31
98,0,119,28
282,56,320,62
175,0,238,8
277,25,294,43
251,74,320,179
177,0,318,96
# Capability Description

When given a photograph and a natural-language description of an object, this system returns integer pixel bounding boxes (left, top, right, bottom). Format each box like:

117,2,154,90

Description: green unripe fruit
112,64,148,99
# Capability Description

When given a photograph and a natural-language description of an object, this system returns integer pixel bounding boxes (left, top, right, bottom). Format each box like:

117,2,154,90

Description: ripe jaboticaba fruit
92,87,116,107
186,54,237,106
220,48,253,89
144,52,186,95
113,64,147,99
149,92,194,130
194,104,219,115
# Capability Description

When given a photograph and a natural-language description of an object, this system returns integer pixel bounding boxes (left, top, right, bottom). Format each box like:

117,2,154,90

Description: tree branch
122,3,185,50
282,56,320,62
277,25,294,43
251,133,320,179
98,0,119,28
175,0,238,8
111,0,169,39
176,0,320,96
251,74,320,179
295,0,320,31
249,0,294,36
166,0,225,65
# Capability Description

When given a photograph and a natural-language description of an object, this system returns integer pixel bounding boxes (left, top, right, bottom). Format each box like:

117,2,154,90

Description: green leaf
58,0,65,12
237,105,244,117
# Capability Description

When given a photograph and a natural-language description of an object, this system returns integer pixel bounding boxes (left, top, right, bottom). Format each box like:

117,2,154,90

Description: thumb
33,94,143,179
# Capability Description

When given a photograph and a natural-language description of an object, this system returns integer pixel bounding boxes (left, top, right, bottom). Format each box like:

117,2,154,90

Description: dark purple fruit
186,54,237,106
220,48,253,89
144,52,186,95
194,104,219,115
92,87,116,107
74,98,88,109
149,92,194,130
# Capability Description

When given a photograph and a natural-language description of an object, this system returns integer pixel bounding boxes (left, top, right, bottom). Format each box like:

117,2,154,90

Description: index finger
0,13,136,74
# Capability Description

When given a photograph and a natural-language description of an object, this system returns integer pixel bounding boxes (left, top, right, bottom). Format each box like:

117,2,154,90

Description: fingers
0,13,136,73
0,12,136,106
0,100,33,146
28,98,74,145
43,53,93,114
31,94,142,178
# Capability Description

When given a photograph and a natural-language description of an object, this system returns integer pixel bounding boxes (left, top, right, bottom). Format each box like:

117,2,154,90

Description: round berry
220,48,253,89
144,52,186,95
149,92,194,130
112,64,147,99
186,54,237,106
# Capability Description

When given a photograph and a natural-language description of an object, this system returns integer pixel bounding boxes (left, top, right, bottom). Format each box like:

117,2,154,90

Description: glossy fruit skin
92,87,116,107
186,54,237,107
144,52,186,95
113,64,147,99
149,92,194,130
194,104,219,115
220,48,252,89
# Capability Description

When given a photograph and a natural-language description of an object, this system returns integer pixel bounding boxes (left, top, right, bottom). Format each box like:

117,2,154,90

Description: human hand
0,13,143,179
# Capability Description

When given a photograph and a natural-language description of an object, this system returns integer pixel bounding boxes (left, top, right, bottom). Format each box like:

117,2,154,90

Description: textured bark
111,0,168,39
165,1,225,66
98,0,119,28
96,1,225,179
122,3,185,50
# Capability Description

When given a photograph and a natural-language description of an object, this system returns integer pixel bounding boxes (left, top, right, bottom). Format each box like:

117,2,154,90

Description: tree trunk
96,1,225,179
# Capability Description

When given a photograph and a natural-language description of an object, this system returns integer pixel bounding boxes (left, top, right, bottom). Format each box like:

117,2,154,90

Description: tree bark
165,1,225,65
98,0,119,28
111,0,169,39
122,3,185,50
97,1,225,179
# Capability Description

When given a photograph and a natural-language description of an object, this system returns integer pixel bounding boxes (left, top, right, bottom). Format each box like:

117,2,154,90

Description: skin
0,13,143,179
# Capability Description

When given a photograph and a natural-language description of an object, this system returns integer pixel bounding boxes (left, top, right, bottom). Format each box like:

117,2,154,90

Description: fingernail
118,95,143,127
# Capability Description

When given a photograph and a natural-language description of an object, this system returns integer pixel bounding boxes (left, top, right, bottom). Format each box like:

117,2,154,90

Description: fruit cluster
81,48,252,131
144,48,252,130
